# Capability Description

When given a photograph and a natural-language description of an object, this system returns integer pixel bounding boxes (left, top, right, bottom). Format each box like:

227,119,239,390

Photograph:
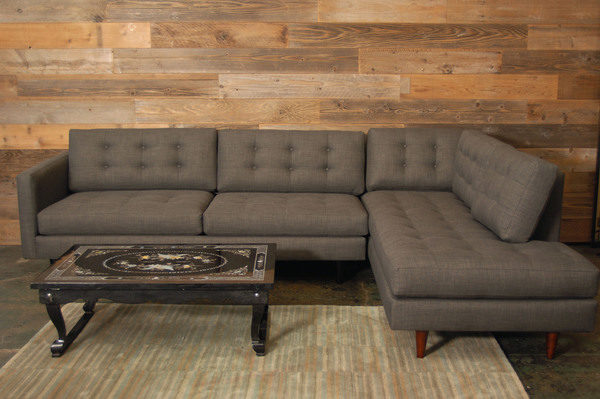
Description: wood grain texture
502,50,600,73
0,100,135,123
359,49,502,74
447,0,600,24
405,74,558,99
527,100,599,124
0,123,260,149
558,74,600,99
0,1,108,22
0,22,150,48
0,75,17,97
105,0,317,22
318,0,446,23
0,49,113,74
520,148,596,172
135,99,318,124
151,22,287,48
113,48,358,73
17,74,219,97
289,23,527,49
219,74,409,99
528,25,600,50
319,99,528,124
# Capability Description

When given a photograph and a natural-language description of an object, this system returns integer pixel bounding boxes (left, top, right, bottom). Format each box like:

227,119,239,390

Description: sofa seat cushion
203,192,368,236
362,190,599,299
38,190,213,235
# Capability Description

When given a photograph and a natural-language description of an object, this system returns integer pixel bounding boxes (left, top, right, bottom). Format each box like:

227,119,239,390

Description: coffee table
31,244,275,357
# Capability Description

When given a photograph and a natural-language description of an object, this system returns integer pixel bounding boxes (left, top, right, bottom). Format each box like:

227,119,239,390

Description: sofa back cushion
69,128,217,191
218,129,365,194
366,127,462,191
452,130,558,243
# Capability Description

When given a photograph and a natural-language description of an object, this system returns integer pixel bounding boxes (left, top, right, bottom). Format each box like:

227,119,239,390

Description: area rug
0,304,527,398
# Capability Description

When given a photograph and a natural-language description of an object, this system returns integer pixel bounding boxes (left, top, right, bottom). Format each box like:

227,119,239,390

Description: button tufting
251,165,257,170
402,143,407,149
103,163,109,169
140,163,146,169
325,147,331,152
288,147,294,152
325,167,329,171
253,146,258,151
402,161,407,167
433,162,438,168
288,167,294,171
103,144,109,150
433,144,438,150
176,144,182,150
176,163,182,168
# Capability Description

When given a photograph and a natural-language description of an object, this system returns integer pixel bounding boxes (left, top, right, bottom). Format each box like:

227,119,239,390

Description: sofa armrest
531,170,565,242
16,152,69,258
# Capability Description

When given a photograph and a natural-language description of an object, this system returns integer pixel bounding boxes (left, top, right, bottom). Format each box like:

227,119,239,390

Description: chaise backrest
218,129,365,194
366,127,463,191
69,128,217,191
452,130,558,243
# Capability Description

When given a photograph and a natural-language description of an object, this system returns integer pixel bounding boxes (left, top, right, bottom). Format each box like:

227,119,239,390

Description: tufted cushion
217,129,365,194
362,190,599,299
69,128,217,191
38,190,213,235
366,127,462,191
204,192,368,236
453,131,558,243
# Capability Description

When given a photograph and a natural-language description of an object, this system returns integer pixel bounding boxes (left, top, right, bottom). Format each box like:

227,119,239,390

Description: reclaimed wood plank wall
0,0,599,244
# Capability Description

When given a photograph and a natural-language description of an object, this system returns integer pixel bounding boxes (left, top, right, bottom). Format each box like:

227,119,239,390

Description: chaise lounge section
363,128,599,358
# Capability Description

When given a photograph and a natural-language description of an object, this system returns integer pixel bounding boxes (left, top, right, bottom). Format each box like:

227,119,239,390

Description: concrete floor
1,244,598,397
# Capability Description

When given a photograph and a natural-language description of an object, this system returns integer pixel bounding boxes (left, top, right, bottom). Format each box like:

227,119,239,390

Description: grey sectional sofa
17,127,599,359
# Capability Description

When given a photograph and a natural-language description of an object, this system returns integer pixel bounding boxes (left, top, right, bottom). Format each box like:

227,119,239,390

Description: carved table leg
46,300,96,357
251,304,268,356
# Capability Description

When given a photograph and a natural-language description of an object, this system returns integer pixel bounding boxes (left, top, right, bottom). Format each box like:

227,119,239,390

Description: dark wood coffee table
31,244,275,357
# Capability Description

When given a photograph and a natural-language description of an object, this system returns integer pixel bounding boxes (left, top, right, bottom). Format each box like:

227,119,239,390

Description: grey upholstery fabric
204,192,368,236
16,152,69,258
217,129,365,194
38,190,213,235
69,128,217,191
35,235,366,261
369,241,598,332
362,190,599,299
453,131,558,242
366,127,462,191
531,170,564,242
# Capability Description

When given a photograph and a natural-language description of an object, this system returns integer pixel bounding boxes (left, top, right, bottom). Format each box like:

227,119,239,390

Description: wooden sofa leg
546,332,558,359
416,331,428,358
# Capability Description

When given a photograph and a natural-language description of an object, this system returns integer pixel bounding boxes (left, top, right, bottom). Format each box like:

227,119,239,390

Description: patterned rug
0,304,527,398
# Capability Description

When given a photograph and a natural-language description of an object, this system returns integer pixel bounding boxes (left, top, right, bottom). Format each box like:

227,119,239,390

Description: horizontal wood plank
0,1,108,22
319,99,529,124
528,24,600,50
114,48,358,73
561,218,593,242
0,75,17,97
447,0,600,24
0,100,135,123
405,74,558,99
135,99,319,124
519,148,596,172
359,49,502,74
527,100,599,124
0,22,150,48
558,74,600,99
219,74,409,99
318,0,446,23
502,50,600,73
17,74,219,97
105,0,318,22
0,49,113,74
0,219,20,245
289,23,527,48
151,22,287,48
0,123,261,149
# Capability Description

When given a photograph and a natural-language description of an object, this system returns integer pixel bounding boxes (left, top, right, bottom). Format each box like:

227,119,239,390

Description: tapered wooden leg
546,332,558,359
416,331,429,358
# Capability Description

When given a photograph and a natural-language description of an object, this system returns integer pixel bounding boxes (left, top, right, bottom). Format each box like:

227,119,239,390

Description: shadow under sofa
16,126,599,359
